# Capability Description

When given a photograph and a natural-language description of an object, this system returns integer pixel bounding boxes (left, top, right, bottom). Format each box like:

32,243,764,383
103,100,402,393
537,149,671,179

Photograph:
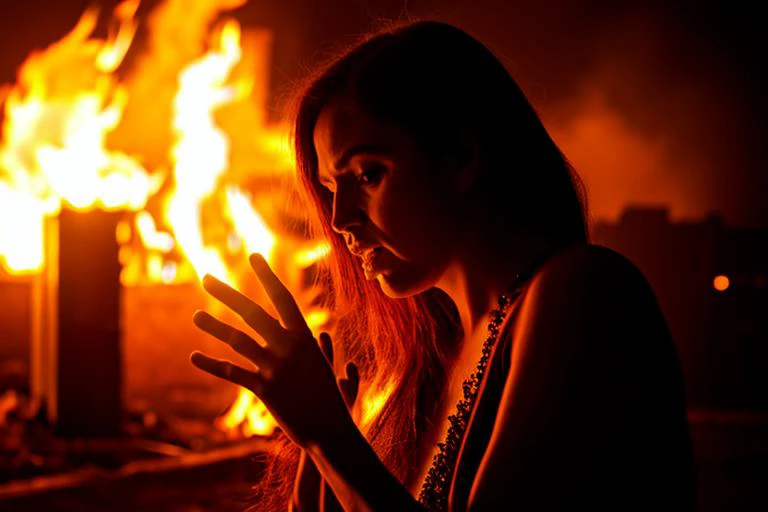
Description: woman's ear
450,128,483,193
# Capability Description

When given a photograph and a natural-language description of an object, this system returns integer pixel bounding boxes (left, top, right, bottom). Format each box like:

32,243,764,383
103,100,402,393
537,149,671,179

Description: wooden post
31,207,123,437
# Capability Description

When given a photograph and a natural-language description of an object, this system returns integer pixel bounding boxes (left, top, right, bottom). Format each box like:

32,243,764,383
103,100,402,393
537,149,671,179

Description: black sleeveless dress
446,277,697,511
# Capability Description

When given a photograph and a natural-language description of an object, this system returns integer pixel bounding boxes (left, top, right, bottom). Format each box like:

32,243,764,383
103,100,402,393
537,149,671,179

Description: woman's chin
375,271,434,299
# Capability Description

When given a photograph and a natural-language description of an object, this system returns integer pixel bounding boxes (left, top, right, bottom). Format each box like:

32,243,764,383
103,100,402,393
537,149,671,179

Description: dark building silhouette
593,207,768,410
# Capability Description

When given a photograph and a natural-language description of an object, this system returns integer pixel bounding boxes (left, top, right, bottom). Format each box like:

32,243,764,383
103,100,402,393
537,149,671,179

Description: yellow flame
0,184,49,273
214,389,276,437
0,1,156,274
305,310,330,331
294,241,331,268
136,211,175,252
225,186,276,259
1,0,331,441
165,19,244,283
97,0,141,72
244,399,275,436
216,388,252,431
116,219,132,244
258,129,295,170
361,381,396,428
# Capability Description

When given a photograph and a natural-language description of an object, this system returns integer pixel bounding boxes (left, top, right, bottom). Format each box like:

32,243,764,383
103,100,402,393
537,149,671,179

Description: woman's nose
330,186,365,235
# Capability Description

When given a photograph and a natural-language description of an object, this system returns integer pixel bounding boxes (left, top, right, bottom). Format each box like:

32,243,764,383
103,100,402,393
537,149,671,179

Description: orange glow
163,19,245,284
136,211,175,253
294,241,332,268
0,390,19,426
550,89,702,223
215,389,275,437
714,275,730,292
225,186,276,260
0,0,158,274
97,0,140,72
2,0,337,440
361,381,396,428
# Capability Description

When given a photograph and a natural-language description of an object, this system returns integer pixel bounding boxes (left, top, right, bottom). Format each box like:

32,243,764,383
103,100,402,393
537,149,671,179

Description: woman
191,21,696,511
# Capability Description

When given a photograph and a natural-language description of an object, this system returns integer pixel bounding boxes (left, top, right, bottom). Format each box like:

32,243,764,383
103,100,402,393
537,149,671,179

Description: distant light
713,275,730,291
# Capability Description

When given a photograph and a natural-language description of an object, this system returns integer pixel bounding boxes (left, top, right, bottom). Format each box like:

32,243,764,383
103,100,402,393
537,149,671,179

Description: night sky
1,0,765,227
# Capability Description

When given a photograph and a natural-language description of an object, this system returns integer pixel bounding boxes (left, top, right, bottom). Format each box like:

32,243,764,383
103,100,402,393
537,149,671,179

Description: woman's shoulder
512,243,668,359
526,243,655,309
537,242,645,282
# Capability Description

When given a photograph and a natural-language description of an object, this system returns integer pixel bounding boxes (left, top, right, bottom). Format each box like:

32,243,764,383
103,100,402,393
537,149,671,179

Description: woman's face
313,99,463,298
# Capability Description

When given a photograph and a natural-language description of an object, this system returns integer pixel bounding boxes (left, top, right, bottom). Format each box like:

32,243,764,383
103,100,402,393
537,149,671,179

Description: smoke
538,4,763,226
548,88,706,224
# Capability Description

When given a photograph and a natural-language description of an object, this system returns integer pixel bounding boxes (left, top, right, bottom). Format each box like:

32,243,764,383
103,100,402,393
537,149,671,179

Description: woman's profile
190,20,696,511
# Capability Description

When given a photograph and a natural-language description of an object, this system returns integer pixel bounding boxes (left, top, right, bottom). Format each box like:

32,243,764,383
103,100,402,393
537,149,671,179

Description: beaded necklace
417,278,528,511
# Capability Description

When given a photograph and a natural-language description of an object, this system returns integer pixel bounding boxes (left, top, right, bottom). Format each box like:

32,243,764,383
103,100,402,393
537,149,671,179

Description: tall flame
162,16,282,436
1,0,345,441
0,0,157,274
225,186,276,260
165,20,245,283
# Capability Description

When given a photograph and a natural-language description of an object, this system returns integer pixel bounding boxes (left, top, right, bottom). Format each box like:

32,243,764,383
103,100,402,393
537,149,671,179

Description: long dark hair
252,20,588,510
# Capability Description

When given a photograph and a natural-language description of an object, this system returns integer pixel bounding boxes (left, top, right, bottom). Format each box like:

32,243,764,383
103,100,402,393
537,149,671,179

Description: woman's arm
291,340,362,512
467,245,663,510
305,419,423,512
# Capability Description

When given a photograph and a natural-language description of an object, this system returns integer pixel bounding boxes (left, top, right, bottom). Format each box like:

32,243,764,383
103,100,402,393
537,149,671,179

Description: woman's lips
361,247,385,279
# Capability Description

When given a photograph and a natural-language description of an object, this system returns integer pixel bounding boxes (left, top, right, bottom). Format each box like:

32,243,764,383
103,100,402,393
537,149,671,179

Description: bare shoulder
532,243,647,294
522,243,656,314
513,243,666,360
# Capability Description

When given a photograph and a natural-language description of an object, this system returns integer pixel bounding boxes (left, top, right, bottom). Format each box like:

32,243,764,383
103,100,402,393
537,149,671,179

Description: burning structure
0,0,349,452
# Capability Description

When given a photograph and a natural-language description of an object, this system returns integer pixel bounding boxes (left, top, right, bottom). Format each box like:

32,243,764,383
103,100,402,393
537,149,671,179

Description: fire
0,186,51,272
294,241,332,268
226,186,276,262
164,20,246,284
0,0,157,274
1,0,343,440
215,389,274,437
361,381,396,428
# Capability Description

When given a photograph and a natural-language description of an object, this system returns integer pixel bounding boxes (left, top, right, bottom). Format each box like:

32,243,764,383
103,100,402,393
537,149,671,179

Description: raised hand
190,253,355,450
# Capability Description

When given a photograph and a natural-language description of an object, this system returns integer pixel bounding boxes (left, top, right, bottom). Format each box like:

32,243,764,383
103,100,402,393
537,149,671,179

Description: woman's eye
359,164,385,185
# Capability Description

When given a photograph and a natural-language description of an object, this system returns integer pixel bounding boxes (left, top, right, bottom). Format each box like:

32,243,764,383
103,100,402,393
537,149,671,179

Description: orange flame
2,0,341,440
225,186,276,261
164,20,247,284
0,0,158,274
